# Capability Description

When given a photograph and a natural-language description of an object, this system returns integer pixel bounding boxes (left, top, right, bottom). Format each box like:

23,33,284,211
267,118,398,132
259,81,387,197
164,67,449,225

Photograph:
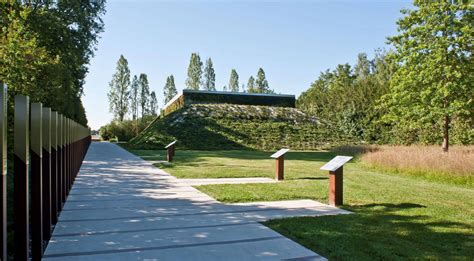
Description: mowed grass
128,149,335,179
128,148,474,259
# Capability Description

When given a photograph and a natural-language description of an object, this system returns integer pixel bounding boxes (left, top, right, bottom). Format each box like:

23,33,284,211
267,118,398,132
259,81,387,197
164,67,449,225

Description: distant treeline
104,52,275,140
297,1,473,150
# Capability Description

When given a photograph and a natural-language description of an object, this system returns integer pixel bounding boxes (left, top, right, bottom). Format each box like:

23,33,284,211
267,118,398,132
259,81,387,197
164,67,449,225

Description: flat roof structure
162,90,296,116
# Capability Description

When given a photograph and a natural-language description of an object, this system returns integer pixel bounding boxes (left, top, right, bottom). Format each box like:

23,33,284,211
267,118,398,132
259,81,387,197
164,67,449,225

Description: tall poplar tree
149,91,158,116
382,1,473,152
139,73,150,118
354,53,371,79
255,68,272,94
247,76,256,93
130,75,140,120
228,69,239,92
163,75,178,104
203,58,216,91
186,53,203,90
108,55,130,121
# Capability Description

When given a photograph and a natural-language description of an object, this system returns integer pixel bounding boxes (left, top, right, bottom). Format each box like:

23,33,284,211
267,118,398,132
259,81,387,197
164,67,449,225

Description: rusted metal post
42,107,52,242
165,141,177,163
167,146,174,162
320,156,352,207
31,103,43,260
329,167,343,206
0,83,7,261
270,149,289,181
51,111,58,224
275,156,284,180
14,95,30,261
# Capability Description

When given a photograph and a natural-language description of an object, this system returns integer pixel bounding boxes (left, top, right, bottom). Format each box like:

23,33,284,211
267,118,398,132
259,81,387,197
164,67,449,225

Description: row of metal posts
0,83,92,260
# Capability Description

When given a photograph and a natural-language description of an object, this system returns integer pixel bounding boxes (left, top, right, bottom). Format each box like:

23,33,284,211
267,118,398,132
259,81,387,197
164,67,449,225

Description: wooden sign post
14,95,30,260
320,156,353,206
0,83,7,261
270,149,290,181
165,140,177,162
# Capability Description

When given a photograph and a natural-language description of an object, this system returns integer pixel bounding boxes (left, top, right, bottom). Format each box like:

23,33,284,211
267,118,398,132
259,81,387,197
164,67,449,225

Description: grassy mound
128,104,334,150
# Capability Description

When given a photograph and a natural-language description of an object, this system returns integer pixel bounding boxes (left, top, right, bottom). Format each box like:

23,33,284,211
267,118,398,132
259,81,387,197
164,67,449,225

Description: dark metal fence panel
0,83,7,261
42,107,52,243
31,103,44,260
0,86,92,260
14,95,30,261
58,115,64,210
51,111,58,225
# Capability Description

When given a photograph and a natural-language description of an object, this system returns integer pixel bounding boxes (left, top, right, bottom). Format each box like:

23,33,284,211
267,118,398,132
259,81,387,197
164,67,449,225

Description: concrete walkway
44,142,349,260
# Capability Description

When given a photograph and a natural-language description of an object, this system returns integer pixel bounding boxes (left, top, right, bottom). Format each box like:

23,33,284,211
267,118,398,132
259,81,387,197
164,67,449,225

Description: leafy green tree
354,53,371,79
382,1,474,152
164,75,178,104
139,73,150,118
203,58,216,91
297,52,393,142
247,76,256,93
186,53,203,90
130,75,140,120
149,91,158,116
228,69,239,92
255,68,273,93
108,55,130,121
0,0,105,125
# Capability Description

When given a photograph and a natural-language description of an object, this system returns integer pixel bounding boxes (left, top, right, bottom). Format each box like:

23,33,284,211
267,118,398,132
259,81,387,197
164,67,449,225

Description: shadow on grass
265,202,473,259
296,176,328,180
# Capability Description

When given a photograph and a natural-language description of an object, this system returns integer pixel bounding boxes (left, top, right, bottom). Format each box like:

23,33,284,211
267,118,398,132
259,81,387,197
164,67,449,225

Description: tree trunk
442,115,450,152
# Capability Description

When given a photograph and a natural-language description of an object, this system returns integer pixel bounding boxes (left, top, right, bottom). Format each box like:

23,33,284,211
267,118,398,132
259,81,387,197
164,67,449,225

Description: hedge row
161,90,296,116
129,104,339,150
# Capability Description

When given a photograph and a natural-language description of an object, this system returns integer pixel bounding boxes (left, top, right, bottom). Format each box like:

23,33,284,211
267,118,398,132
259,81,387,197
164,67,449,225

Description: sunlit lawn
128,148,474,259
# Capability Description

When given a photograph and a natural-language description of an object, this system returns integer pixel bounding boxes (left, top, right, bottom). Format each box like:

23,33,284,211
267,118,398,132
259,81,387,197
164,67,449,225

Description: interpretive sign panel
320,156,353,172
270,149,290,159
165,140,177,149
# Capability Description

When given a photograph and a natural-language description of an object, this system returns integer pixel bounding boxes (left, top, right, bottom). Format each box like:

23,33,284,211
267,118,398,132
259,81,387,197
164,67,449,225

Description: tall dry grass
361,145,473,176
333,144,473,186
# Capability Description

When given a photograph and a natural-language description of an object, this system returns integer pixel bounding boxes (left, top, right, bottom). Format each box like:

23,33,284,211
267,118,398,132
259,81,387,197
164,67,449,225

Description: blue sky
84,0,412,129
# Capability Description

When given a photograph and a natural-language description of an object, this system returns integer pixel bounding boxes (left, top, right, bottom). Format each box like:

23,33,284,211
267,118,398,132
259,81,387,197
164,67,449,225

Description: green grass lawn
128,148,474,260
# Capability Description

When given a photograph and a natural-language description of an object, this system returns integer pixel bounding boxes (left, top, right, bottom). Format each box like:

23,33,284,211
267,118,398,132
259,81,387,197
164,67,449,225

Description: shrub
99,116,155,142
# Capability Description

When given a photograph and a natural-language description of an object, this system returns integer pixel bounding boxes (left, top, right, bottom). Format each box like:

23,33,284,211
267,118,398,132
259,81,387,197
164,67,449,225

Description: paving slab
44,142,348,260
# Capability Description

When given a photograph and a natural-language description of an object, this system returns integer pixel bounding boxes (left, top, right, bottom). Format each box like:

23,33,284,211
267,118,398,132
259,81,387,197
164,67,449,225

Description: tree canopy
255,68,273,94
247,76,256,93
108,55,130,122
0,0,106,125
164,75,177,104
130,75,140,120
228,69,239,92
203,58,216,91
186,53,203,90
381,0,474,151
139,73,150,118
